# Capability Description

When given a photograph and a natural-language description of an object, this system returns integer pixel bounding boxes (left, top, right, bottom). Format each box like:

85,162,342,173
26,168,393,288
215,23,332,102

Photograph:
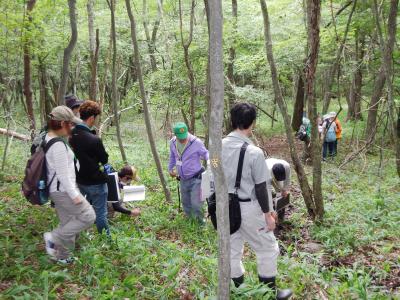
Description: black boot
259,276,292,300
232,275,244,288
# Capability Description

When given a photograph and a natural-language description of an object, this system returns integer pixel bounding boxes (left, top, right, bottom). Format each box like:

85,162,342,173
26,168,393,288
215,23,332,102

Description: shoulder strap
43,137,66,153
234,142,249,191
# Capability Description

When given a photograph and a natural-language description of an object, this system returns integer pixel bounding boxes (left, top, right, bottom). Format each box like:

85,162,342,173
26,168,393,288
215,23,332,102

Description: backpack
325,122,337,142
22,137,65,205
296,125,308,141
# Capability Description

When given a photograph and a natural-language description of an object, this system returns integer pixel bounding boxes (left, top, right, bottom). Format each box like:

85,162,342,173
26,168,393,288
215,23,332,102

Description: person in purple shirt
168,122,209,223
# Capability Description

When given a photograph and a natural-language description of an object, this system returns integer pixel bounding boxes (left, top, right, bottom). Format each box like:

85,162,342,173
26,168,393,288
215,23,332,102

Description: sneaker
56,257,75,265
43,232,56,258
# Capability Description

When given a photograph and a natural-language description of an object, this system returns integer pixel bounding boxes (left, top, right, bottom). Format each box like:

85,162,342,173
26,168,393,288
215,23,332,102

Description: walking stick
176,177,181,212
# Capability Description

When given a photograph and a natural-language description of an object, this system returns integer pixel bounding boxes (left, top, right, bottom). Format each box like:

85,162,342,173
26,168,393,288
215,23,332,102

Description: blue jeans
323,141,335,159
78,183,110,235
180,177,203,220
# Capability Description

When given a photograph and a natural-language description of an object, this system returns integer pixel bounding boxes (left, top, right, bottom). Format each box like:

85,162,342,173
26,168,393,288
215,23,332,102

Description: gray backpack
22,137,64,205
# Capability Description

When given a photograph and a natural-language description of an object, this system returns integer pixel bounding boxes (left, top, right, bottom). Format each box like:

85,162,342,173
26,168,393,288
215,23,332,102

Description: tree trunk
347,31,364,121
23,0,37,140
179,0,196,133
260,0,316,219
125,0,172,203
142,0,160,72
58,0,78,105
209,2,230,298
291,70,305,131
38,58,53,125
305,0,324,220
107,0,127,163
203,0,211,148
373,0,398,176
321,0,357,114
87,0,99,100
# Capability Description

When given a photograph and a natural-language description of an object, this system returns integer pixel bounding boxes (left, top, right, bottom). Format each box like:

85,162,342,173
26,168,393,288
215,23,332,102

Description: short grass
0,109,399,299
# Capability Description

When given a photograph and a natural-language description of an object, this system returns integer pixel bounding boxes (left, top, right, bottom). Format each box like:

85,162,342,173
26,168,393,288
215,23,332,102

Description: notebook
123,185,146,202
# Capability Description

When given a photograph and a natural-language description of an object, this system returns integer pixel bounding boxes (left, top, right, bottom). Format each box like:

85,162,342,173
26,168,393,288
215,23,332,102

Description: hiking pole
176,177,182,212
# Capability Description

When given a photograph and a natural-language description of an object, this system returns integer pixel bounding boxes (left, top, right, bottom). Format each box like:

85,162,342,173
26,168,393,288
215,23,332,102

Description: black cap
272,163,286,181
64,94,83,110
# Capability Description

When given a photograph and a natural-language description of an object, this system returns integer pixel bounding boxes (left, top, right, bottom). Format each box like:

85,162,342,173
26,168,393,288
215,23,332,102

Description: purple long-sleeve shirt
168,134,209,180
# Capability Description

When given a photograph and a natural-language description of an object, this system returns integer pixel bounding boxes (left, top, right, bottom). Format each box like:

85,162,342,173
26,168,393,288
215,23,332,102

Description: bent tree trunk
209,1,230,298
107,0,127,163
260,0,317,219
125,0,172,203
305,0,324,219
179,0,196,133
58,0,78,104
23,0,37,139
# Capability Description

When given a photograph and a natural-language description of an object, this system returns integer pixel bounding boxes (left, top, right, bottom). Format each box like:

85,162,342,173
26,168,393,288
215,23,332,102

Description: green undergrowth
0,114,399,299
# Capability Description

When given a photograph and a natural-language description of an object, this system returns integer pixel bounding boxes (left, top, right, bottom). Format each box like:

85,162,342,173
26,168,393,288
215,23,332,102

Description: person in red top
329,112,342,156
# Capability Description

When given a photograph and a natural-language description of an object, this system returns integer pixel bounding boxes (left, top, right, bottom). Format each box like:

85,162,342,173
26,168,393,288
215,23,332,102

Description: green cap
173,122,188,140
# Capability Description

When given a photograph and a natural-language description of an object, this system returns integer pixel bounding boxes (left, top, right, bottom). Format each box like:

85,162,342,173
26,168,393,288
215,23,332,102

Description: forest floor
0,113,399,299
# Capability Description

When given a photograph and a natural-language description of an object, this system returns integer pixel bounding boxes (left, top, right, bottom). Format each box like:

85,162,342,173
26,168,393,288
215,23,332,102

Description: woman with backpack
43,106,96,264
322,113,337,161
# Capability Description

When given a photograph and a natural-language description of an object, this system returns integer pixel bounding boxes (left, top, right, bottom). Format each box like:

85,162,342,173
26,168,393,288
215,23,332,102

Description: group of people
298,111,342,162
40,96,140,265
40,97,292,298
168,104,292,299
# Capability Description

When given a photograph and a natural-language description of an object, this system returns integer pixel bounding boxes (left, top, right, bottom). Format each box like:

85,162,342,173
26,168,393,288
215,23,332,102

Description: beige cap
50,105,82,124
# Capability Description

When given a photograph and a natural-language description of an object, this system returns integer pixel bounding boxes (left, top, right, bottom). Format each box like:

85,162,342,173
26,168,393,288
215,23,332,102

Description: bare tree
125,0,172,203
143,0,161,72
321,0,357,114
23,0,37,139
87,0,99,101
208,1,230,298
305,0,324,219
260,0,318,219
57,0,78,104
373,0,399,176
179,0,196,133
107,0,127,163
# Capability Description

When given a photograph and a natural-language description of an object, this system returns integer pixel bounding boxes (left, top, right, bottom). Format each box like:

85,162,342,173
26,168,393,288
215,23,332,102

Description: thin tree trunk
348,31,364,121
87,0,99,100
209,1,230,298
143,0,160,72
305,0,324,219
23,0,37,140
204,0,211,148
107,0,127,163
373,0,398,176
58,0,78,104
125,0,172,203
321,0,357,114
179,0,196,133
260,0,316,218
291,70,305,131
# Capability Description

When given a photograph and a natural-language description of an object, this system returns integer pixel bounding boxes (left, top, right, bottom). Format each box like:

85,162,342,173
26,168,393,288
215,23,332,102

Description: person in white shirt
43,106,95,264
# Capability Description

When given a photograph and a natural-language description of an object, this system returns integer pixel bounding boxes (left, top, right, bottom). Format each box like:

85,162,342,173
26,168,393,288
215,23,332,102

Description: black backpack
207,142,248,235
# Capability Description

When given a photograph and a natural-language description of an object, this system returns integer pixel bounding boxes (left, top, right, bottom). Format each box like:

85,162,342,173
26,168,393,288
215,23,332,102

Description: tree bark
107,0,127,163
347,31,364,121
23,0,37,140
125,0,172,203
260,0,316,218
179,0,196,133
58,0,78,105
203,0,211,148
373,0,398,176
143,0,161,72
87,0,99,101
209,1,230,298
305,0,324,219
321,0,357,114
291,70,305,131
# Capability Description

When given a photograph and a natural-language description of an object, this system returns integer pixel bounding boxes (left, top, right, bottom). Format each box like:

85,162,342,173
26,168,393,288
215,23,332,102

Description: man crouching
222,103,292,299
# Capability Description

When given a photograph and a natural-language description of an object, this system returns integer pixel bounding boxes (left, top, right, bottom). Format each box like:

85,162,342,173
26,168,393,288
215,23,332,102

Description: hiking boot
232,275,244,288
43,232,56,258
259,276,292,300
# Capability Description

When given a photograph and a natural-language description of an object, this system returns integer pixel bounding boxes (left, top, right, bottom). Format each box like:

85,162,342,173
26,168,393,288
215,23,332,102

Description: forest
0,0,399,299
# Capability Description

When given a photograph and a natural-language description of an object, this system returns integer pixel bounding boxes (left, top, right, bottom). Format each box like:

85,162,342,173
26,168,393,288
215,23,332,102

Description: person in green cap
168,122,209,222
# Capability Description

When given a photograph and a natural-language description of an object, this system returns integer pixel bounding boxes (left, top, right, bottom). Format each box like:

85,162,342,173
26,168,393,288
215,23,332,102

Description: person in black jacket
70,100,110,235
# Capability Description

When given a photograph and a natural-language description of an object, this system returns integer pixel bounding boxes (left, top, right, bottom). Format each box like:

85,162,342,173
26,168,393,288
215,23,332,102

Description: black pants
323,141,335,159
